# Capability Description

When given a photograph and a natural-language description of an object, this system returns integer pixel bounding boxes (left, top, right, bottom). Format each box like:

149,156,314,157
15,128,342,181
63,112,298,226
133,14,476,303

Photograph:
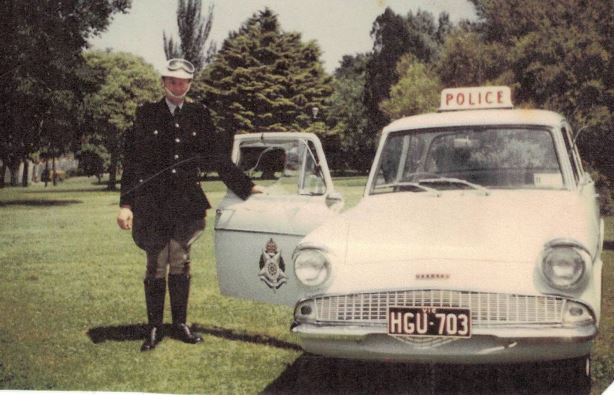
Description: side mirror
325,191,344,209
579,173,594,187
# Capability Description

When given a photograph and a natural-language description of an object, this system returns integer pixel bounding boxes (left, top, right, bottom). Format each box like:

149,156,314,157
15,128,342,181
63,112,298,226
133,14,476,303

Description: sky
89,0,477,74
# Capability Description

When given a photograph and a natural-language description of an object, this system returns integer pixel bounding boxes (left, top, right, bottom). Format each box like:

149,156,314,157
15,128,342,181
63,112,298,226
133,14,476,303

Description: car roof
382,109,566,135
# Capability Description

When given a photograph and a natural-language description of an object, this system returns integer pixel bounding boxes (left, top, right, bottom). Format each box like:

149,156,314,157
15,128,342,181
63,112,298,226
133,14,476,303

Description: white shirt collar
165,98,183,114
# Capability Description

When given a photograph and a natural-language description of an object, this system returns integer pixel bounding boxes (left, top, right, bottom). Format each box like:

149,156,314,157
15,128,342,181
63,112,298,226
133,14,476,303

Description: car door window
299,140,326,195
561,127,580,184
236,138,326,195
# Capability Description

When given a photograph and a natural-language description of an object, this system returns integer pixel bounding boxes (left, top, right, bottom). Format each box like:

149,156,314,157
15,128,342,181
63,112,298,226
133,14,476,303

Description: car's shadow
262,353,591,395
86,324,590,394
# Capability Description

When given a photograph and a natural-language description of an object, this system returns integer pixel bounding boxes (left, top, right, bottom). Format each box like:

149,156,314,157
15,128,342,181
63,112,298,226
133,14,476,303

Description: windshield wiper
418,177,490,195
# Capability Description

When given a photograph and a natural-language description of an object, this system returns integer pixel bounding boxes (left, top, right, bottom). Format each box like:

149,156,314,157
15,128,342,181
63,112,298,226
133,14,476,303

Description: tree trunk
0,161,5,188
107,150,118,191
21,155,29,187
43,161,49,187
52,156,57,186
9,162,19,186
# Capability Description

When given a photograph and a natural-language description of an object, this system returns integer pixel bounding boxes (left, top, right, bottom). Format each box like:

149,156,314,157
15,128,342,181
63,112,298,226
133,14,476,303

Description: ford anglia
214,86,602,381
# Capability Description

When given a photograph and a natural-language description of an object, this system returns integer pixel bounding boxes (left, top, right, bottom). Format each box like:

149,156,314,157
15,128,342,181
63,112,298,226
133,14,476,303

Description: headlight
294,249,331,287
540,240,590,290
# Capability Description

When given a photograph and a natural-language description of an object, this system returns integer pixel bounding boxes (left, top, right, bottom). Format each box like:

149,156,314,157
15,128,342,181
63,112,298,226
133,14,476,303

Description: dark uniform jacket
120,98,253,251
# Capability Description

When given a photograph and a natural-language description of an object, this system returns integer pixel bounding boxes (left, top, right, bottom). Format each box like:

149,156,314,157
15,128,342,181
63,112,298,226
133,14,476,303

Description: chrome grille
312,290,565,327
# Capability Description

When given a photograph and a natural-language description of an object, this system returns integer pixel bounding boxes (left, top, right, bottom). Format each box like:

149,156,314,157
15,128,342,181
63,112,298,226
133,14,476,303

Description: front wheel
555,355,591,390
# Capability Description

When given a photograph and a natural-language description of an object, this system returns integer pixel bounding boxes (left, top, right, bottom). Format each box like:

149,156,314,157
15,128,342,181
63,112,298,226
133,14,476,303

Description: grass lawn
0,176,612,394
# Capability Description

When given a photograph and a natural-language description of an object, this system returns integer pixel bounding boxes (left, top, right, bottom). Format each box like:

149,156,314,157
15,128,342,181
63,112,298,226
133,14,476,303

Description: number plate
387,307,471,338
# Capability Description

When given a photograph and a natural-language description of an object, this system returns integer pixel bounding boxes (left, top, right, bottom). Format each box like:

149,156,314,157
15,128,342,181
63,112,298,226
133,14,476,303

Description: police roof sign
439,86,513,111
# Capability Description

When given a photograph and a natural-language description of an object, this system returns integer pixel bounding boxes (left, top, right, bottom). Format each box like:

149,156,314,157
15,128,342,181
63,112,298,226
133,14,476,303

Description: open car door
214,132,343,306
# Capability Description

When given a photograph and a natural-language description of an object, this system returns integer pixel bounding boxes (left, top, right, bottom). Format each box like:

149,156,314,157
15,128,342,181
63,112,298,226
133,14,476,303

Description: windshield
371,127,563,194
237,139,326,195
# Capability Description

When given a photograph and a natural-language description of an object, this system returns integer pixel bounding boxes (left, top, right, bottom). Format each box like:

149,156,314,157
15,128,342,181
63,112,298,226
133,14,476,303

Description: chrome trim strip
293,322,598,342
543,238,591,255
213,228,305,237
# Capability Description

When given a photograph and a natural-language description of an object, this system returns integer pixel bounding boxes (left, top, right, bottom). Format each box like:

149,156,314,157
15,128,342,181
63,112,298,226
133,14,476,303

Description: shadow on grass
87,324,148,343
191,323,301,351
262,354,591,395
24,188,114,194
86,323,301,351
0,199,82,207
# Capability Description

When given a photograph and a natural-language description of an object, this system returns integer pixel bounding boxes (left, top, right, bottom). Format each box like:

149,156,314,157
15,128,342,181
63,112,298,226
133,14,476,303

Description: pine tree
163,0,214,71
194,8,332,137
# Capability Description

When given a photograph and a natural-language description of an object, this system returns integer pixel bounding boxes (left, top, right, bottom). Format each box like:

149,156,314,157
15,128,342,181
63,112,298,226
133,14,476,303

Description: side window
566,126,585,176
299,140,326,195
238,145,286,180
561,127,580,184
237,139,326,195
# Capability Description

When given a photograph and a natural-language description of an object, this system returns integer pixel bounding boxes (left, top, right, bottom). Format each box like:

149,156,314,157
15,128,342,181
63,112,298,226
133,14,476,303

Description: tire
560,355,591,391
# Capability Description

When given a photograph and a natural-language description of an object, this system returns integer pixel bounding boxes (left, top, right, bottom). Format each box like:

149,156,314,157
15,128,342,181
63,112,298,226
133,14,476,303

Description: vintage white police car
215,86,602,379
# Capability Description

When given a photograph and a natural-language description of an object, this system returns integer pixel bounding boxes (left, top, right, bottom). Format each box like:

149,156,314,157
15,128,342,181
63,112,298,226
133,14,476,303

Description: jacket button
175,123,180,128
171,169,177,174
153,130,158,135
174,154,179,160
139,179,143,183
192,132,197,136
175,138,180,143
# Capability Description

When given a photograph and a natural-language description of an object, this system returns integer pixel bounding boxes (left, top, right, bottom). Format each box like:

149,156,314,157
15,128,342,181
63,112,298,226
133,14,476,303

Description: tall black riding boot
141,277,166,351
168,274,203,344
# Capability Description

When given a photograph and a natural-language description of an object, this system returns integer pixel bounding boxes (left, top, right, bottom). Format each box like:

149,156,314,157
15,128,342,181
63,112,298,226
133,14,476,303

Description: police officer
116,58,260,352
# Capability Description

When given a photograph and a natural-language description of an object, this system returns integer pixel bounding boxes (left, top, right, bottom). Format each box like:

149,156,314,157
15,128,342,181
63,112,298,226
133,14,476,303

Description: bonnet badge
416,273,450,280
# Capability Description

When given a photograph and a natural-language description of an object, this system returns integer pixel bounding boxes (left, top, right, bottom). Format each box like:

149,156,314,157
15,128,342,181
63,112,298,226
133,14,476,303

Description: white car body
215,87,602,372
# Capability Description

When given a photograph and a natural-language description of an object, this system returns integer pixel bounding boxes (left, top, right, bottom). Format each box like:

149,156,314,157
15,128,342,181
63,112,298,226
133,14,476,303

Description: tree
82,51,160,190
380,54,441,120
163,0,215,71
326,54,374,172
364,8,449,134
77,143,109,183
435,28,510,87
363,8,412,133
0,0,131,187
435,13,453,45
466,0,613,177
194,8,332,141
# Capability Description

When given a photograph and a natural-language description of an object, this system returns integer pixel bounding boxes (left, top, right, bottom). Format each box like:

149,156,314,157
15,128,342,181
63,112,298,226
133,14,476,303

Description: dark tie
173,106,180,117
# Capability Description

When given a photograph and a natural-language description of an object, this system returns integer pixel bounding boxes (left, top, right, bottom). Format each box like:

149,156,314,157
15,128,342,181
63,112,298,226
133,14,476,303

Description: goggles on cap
167,58,195,74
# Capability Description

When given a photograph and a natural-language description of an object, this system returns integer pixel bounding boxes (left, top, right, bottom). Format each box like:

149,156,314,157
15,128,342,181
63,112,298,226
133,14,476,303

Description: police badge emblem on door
258,238,288,291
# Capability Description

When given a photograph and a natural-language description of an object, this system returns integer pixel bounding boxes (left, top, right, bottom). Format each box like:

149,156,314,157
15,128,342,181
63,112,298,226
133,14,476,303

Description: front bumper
292,323,596,364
